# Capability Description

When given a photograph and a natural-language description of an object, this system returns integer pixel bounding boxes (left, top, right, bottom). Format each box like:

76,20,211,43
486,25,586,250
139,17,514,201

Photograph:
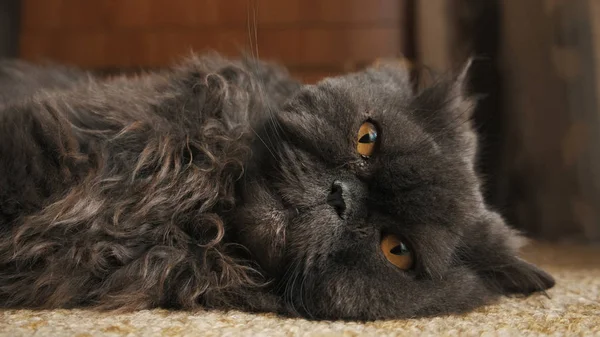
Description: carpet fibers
1,243,598,337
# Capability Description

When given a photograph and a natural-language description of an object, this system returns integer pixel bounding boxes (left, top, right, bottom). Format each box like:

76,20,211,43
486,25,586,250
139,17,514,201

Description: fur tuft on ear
459,212,555,296
455,57,473,92
446,57,477,121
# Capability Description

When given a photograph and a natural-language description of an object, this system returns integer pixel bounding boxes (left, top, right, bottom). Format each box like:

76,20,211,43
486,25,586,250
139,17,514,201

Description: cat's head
234,61,554,320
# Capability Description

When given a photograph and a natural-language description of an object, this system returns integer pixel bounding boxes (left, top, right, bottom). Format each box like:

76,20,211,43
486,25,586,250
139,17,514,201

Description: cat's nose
327,180,347,218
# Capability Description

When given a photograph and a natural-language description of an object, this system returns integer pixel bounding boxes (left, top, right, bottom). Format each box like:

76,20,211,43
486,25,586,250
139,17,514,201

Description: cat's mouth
381,234,415,271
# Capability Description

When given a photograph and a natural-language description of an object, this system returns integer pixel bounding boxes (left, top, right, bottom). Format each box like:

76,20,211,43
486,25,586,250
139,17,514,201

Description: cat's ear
411,57,477,121
408,58,478,156
460,212,555,296
480,255,555,295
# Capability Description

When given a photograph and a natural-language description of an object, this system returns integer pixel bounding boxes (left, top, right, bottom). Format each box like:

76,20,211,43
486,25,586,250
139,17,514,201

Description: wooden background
18,0,408,82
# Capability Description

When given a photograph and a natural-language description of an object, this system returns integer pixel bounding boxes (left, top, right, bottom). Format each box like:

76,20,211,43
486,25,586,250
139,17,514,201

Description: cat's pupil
358,132,376,144
390,242,410,256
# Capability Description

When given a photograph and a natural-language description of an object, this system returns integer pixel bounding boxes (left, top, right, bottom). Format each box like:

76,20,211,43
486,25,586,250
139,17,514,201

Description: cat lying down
0,54,554,320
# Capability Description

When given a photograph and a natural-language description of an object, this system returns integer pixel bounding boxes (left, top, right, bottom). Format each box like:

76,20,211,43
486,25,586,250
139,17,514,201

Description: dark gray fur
0,54,553,320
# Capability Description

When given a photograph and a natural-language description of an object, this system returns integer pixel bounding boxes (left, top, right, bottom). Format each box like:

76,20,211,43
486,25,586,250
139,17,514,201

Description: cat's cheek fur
233,182,288,275
294,262,498,320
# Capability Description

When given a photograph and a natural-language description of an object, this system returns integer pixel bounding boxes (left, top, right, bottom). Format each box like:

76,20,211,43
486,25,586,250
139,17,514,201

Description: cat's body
0,54,553,320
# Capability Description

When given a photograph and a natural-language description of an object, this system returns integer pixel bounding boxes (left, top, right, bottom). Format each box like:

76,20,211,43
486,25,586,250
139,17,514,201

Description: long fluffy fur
0,54,298,311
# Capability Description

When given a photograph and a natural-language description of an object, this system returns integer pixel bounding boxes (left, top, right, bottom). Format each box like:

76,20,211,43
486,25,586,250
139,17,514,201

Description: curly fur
0,54,553,320
0,55,297,312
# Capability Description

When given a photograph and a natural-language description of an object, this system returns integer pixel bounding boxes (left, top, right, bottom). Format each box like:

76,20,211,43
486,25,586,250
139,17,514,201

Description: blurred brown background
16,0,407,82
1,0,599,243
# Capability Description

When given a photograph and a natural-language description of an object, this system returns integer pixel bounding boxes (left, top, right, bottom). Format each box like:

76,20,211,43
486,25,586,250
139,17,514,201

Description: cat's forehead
320,64,413,100
295,68,416,130
276,70,432,154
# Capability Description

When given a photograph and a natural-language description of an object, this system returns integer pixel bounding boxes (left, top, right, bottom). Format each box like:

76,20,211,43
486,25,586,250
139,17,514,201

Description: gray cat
0,54,554,320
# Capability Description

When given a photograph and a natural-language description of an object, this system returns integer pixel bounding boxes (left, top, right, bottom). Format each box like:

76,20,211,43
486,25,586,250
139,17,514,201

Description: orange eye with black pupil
356,121,378,157
381,234,414,270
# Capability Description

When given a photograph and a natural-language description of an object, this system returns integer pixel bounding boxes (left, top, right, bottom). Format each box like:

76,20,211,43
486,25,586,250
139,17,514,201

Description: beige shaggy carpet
1,242,598,337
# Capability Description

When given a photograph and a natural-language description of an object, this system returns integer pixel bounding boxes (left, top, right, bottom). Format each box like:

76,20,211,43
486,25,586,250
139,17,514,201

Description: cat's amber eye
356,121,378,157
381,234,414,270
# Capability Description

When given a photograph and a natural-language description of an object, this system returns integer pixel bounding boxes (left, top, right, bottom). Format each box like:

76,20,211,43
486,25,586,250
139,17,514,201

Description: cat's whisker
244,0,282,160
283,259,303,317
248,125,278,160
252,0,259,60
246,0,286,149
246,1,256,61
298,271,313,318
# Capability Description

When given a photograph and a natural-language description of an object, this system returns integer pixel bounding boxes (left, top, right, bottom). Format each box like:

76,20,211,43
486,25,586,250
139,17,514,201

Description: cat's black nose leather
327,180,347,217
